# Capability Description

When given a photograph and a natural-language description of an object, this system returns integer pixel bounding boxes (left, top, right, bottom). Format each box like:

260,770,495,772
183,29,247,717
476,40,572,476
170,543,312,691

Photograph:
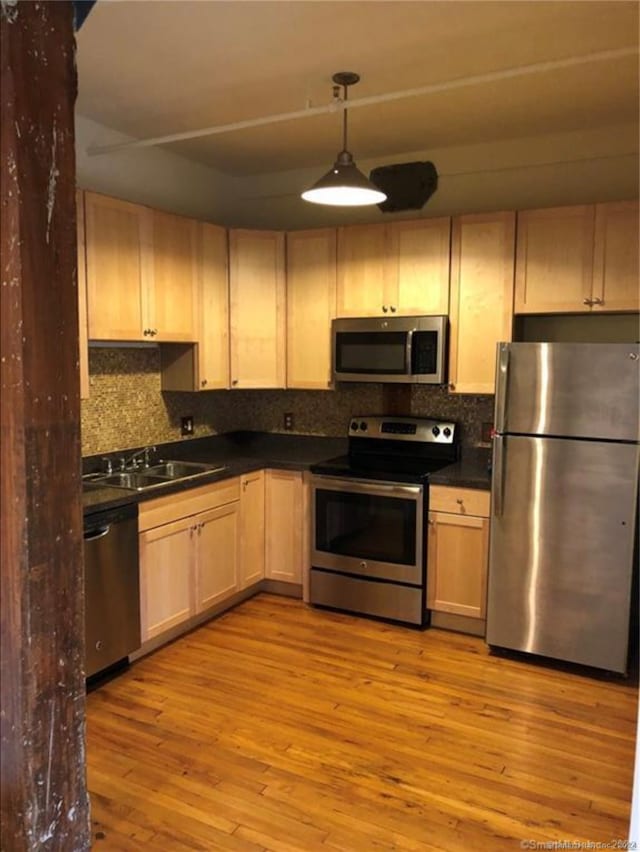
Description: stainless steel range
309,416,459,626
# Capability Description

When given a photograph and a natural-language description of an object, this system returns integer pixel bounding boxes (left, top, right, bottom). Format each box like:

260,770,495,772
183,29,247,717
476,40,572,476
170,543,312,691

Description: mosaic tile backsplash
81,347,494,456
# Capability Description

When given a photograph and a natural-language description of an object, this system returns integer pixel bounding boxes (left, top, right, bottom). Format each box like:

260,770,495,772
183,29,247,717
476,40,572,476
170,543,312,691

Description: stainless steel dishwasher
84,503,141,679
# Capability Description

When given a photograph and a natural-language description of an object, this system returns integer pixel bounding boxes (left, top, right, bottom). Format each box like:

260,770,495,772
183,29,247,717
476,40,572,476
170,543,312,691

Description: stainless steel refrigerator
486,342,639,674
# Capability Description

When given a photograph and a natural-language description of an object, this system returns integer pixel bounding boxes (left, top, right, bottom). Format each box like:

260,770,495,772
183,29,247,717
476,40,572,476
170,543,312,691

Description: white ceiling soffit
77,0,640,176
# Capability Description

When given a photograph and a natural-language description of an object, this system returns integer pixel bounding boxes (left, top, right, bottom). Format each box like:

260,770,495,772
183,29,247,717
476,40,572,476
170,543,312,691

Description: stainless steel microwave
332,315,448,384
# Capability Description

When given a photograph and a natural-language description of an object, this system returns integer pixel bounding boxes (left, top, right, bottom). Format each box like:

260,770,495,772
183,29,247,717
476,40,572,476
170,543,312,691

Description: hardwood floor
86,594,638,851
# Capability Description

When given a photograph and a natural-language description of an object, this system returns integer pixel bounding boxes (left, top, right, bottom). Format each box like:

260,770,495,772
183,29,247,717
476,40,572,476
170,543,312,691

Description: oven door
311,475,424,584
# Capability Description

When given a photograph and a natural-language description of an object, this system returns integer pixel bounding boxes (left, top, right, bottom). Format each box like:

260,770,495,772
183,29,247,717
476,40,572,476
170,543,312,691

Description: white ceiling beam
87,47,638,156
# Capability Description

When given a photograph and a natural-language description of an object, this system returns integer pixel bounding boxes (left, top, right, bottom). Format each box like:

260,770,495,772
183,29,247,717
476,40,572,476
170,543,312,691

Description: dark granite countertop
429,446,492,491
83,432,348,516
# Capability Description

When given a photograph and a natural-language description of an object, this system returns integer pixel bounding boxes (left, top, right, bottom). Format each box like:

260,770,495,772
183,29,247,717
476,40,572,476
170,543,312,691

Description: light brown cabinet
85,192,198,342
514,201,639,314
427,487,490,622
229,229,286,388
196,502,239,612
239,470,265,589
265,469,304,585
138,479,241,643
336,218,450,317
160,221,230,392
76,190,89,399
449,212,515,394
286,229,337,389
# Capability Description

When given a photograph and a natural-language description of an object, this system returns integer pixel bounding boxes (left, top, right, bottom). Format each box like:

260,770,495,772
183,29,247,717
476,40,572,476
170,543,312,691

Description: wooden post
1,2,90,849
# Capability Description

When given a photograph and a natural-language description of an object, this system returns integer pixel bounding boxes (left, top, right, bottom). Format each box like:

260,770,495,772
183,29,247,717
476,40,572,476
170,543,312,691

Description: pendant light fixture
301,72,387,207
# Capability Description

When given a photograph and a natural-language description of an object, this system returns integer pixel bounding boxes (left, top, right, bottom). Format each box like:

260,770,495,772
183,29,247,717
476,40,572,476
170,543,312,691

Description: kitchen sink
145,460,224,479
83,460,229,492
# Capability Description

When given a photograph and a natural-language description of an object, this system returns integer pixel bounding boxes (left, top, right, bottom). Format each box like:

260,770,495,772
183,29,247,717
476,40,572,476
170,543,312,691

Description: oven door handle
311,475,422,498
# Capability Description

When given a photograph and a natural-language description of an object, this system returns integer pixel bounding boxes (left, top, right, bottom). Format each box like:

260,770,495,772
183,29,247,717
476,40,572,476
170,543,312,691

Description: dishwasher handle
84,525,111,541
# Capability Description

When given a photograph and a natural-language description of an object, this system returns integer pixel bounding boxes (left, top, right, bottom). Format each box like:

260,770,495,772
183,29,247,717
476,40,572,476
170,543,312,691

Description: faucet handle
143,445,157,467
101,456,113,475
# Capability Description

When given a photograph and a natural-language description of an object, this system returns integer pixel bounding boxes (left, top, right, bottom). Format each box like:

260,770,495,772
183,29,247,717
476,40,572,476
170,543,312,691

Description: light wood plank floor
87,594,638,851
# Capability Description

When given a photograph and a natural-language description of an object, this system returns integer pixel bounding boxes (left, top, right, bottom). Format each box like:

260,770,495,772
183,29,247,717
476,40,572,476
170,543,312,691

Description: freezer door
494,342,640,441
487,435,638,673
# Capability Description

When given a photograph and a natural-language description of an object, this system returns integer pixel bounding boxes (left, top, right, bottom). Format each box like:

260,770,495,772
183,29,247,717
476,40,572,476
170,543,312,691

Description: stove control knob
359,421,368,431
443,427,451,438
350,421,358,431
432,426,440,437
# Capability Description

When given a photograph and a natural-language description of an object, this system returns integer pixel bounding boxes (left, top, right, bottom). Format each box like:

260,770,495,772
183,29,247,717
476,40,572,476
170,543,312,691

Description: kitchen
1,1,636,848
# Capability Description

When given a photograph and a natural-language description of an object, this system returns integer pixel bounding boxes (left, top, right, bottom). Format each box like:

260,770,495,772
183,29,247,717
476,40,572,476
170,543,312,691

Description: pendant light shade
302,72,386,207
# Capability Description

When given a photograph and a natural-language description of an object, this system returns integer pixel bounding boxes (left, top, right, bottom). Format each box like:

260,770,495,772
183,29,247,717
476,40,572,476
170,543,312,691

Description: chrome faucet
119,445,157,470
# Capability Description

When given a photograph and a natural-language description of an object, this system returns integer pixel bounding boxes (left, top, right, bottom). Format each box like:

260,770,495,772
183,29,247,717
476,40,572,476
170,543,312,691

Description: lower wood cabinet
427,487,490,622
239,470,265,589
138,478,241,642
196,502,239,612
265,469,305,585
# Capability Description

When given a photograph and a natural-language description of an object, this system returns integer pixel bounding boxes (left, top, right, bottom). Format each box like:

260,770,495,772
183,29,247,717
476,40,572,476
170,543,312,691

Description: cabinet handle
583,298,593,306
201,379,208,387
231,379,238,386
448,383,456,391
428,519,435,526
382,305,388,313
152,328,158,336
143,328,149,336
591,297,603,306
390,305,397,313
456,498,463,505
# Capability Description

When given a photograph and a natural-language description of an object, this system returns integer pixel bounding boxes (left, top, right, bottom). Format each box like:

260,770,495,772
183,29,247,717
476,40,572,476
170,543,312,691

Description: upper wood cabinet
76,191,89,399
514,201,639,314
449,212,515,394
229,229,286,388
336,218,451,317
85,192,198,342
286,229,337,389
386,218,451,315
591,201,639,312
85,192,149,340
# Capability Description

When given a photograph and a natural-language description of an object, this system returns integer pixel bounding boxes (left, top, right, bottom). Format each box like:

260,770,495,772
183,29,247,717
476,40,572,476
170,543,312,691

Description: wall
81,348,493,456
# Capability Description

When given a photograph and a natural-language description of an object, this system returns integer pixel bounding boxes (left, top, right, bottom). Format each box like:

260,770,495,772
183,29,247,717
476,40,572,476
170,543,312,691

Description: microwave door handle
406,329,415,375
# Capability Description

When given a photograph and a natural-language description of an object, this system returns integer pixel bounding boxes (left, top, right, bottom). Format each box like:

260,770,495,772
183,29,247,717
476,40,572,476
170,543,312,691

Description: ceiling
76,1,639,177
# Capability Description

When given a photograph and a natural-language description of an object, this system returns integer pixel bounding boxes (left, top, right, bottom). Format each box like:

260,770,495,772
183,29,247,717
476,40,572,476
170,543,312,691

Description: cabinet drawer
429,486,490,518
139,477,240,531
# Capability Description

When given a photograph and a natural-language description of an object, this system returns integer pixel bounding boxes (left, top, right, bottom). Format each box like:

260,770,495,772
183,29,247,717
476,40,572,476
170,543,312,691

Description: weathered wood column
1,2,90,849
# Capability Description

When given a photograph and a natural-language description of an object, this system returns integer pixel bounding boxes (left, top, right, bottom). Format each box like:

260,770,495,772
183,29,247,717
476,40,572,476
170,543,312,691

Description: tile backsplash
81,347,493,456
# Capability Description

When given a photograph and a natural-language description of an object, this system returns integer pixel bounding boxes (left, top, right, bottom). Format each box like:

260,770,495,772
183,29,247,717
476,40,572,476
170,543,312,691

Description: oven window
335,331,407,374
315,489,416,565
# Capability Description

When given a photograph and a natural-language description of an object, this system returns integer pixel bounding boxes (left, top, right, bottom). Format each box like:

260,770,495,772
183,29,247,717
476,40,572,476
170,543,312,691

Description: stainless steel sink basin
99,472,172,491
146,460,224,479
83,460,229,492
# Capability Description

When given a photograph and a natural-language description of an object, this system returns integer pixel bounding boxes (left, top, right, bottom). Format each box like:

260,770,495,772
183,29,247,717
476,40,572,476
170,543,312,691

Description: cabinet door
150,210,198,342
427,511,489,620
592,201,639,312
514,205,595,314
76,190,89,399
387,218,451,315
286,229,337,389
336,224,386,317
449,212,515,394
229,229,285,388
198,222,230,389
265,469,303,585
196,502,239,612
139,517,194,641
239,471,265,589
85,191,150,340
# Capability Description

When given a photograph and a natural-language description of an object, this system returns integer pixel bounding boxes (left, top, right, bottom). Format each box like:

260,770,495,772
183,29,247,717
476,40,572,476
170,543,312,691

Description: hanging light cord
341,83,348,153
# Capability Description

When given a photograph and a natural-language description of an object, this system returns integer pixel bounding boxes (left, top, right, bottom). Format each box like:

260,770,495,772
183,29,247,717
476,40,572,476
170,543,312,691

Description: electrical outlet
481,422,494,443
283,412,294,431
181,415,194,437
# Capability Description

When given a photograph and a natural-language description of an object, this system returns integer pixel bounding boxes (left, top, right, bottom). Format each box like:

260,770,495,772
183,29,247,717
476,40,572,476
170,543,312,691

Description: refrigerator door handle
492,434,505,518
495,343,510,433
